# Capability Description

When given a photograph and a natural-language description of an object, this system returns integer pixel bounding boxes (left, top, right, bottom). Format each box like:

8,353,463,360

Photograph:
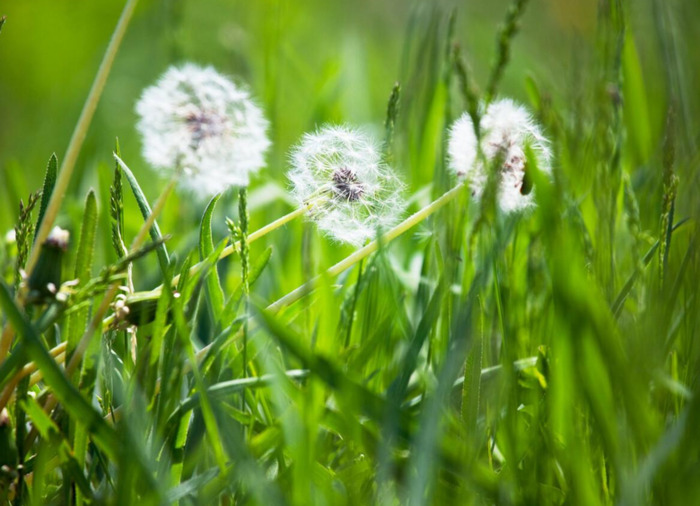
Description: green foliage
33,153,57,245
13,191,40,292
1,0,699,504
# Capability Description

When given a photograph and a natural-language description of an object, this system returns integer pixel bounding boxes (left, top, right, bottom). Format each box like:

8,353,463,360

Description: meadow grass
0,0,699,504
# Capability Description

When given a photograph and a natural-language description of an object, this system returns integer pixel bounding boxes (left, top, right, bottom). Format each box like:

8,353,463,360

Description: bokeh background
2,0,692,194
0,0,698,291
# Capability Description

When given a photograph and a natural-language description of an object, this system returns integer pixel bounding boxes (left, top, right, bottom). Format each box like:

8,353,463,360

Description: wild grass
0,0,699,504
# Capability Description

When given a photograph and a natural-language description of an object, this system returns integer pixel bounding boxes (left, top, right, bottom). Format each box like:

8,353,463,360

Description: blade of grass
25,0,140,275
199,194,225,319
33,153,58,244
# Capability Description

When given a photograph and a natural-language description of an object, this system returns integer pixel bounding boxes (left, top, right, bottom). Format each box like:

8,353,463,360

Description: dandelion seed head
448,98,552,214
288,125,406,246
136,63,270,198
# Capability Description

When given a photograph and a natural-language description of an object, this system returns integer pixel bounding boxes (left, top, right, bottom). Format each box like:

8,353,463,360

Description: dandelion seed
288,125,406,246
448,98,552,213
136,63,270,198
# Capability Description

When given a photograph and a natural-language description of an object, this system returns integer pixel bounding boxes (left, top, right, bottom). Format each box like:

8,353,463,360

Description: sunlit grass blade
114,154,171,274
200,194,225,319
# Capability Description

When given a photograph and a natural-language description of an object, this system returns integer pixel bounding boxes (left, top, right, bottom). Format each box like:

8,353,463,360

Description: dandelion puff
447,98,552,213
288,125,406,246
135,63,270,199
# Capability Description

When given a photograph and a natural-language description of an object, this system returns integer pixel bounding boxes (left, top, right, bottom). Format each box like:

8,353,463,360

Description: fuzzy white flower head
136,63,270,198
288,125,406,246
448,98,552,213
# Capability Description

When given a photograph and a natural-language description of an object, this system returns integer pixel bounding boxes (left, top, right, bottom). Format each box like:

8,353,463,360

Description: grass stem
24,0,140,277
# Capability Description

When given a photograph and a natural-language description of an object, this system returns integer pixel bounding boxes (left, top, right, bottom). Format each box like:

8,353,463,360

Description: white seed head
448,98,552,213
288,125,406,246
46,226,70,250
136,63,270,198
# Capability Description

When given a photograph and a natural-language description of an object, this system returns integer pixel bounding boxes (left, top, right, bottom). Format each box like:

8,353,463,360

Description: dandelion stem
169,202,312,287
24,0,140,277
268,183,466,312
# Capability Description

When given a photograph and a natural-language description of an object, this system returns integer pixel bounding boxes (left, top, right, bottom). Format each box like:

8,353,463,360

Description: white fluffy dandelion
136,63,270,198
288,125,406,246
447,98,552,213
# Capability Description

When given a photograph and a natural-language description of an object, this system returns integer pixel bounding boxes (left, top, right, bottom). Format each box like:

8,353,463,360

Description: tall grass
0,0,699,504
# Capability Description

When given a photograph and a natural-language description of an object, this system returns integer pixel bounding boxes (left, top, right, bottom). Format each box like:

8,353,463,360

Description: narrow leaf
67,190,98,368
113,154,170,273
199,194,225,319
34,153,58,243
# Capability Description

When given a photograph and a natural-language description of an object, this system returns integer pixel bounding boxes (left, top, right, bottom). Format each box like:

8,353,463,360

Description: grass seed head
135,63,270,198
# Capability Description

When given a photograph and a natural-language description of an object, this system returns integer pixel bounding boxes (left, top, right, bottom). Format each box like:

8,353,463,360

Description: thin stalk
344,258,365,348
25,0,140,276
0,0,140,364
170,202,311,287
268,183,466,312
485,0,531,103
238,188,250,380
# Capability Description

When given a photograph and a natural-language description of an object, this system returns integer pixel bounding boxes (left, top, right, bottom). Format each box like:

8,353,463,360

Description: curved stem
238,188,250,380
25,0,140,276
169,202,312,287
268,183,465,312
0,0,140,364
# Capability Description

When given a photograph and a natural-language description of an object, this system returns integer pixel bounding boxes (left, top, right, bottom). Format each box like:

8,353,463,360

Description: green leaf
164,370,308,440
0,342,27,390
0,281,121,460
199,194,225,320
387,280,444,403
34,153,57,244
611,218,689,318
622,30,652,163
255,303,386,422
67,190,98,369
461,331,483,434
113,154,170,274
110,142,127,259
19,396,93,498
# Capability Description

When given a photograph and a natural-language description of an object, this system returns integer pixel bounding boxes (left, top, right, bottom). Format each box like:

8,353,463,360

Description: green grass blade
113,154,170,273
199,194,225,319
611,218,690,317
67,190,98,366
0,281,119,456
20,396,93,499
33,153,57,244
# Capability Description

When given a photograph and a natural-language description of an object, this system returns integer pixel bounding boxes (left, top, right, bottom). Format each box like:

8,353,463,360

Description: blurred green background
1,0,696,206
1,0,698,302
0,0,603,207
